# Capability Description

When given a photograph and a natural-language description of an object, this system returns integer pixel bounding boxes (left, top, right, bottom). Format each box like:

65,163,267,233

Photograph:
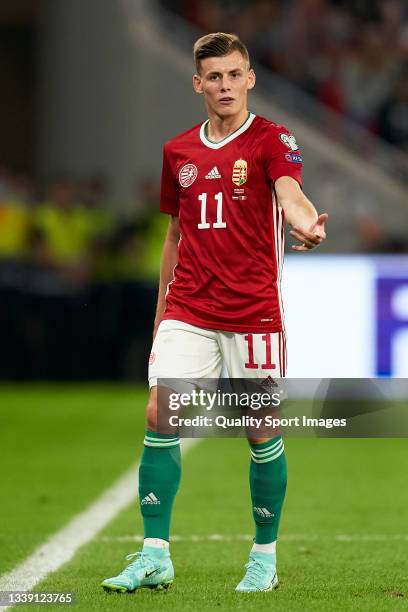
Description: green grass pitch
1,385,408,611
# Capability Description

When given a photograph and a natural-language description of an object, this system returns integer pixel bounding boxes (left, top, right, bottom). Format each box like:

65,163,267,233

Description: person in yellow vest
32,178,95,288
0,171,33,261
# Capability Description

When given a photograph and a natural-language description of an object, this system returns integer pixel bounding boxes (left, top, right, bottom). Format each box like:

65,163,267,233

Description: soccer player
102,32,327,594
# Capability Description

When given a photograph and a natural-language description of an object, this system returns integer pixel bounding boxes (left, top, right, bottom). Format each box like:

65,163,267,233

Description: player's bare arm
275,175,328,251
153,215,179,339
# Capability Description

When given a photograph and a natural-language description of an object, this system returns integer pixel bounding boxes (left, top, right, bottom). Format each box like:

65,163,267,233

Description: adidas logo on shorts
141,492,161,505
205,166,222,179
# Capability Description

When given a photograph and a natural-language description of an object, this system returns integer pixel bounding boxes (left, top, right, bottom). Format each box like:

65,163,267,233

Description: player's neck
206,108,250,143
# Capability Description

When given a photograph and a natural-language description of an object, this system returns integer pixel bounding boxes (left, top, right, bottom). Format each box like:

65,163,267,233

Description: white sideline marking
99,533,408,543
0,439,198,611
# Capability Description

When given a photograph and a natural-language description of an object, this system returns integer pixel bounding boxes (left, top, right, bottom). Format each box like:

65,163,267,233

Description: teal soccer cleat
101,548,174,593
235,551,278,592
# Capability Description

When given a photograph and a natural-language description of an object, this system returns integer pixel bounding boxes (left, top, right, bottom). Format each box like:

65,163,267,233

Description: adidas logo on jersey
205,166,222,179
253,507,274,518
141,492,161,505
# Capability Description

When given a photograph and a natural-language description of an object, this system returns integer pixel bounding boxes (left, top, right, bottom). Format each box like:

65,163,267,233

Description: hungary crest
232,159,247,186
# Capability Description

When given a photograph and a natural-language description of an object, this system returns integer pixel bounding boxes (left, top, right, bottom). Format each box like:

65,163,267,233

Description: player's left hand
289,213,328,251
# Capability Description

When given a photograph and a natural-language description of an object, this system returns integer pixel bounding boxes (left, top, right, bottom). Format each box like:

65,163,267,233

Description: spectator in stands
355,215,408,253
380,0,408,54
0,169,34,262
32,176,92,286
339,23,398,130
315,5,354,112
79,172,114,238
241,0,290,77
182,0,224,33
285,0,334,90
378,69,408,153
134,178,168,281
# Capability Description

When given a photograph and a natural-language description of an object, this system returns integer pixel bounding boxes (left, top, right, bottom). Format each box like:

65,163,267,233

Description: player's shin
249,435,287,546
139,431,181,543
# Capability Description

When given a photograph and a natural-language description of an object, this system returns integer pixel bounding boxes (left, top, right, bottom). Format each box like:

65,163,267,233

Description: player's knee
146,387,158,431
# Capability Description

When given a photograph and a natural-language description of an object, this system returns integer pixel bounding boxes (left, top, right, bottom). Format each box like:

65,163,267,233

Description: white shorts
148,319,287,387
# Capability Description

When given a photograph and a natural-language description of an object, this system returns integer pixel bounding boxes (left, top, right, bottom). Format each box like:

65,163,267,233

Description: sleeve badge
279,133,299,151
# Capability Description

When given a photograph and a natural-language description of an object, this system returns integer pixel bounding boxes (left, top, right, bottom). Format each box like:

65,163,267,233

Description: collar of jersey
200,112,256,149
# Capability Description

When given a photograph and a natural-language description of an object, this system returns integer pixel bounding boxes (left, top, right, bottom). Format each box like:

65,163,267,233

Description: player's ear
247,68,256,90
193,74,203,94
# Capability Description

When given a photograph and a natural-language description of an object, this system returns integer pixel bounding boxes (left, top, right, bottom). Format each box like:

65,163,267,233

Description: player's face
193,51,255,119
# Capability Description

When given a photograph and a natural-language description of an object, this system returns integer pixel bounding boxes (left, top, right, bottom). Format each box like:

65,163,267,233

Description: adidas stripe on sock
249,436,287,544
143,434,180,448
139,430,181,541
250,437,284,463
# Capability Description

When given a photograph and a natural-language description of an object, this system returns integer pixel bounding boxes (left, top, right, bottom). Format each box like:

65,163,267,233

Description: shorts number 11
244,333,276,370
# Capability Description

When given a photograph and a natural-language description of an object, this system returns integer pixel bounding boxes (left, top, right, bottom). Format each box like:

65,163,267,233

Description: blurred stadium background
1,0,408,381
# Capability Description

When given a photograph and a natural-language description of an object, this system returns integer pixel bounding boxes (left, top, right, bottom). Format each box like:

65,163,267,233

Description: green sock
138,430,181,541
249,436,287,544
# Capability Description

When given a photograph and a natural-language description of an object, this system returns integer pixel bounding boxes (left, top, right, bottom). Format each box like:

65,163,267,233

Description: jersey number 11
198,192,226,229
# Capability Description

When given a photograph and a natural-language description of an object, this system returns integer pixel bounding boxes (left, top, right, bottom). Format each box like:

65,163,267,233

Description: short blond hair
193,32,250,73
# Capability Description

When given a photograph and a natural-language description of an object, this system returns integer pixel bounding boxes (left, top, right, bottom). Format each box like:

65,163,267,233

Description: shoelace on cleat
120,552,155,578
242,559,271,589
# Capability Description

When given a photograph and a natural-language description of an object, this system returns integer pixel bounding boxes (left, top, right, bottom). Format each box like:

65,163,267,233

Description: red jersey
160,113,303,333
